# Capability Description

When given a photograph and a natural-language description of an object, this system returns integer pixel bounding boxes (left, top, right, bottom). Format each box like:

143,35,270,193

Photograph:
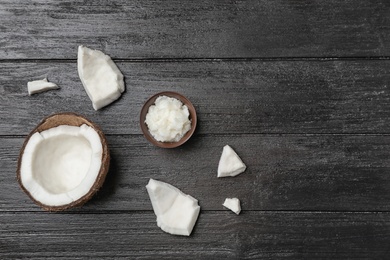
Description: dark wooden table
1,1,390,259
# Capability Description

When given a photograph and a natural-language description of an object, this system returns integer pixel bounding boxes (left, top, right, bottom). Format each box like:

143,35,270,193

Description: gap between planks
4,133,390,139
2,210,390,214
0,56,390,64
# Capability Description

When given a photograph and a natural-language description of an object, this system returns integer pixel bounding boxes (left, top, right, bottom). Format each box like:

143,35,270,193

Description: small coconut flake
217,145,246,177
77,45,125,110
27,78,59,95
146,178,200,236
223,198,241,215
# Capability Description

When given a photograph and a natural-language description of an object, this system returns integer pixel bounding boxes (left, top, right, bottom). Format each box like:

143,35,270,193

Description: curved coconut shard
27,78,59,95
77,45,125,110
146,179,200,236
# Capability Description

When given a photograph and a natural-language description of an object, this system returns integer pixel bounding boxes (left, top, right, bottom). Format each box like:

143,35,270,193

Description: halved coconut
16,113,110,211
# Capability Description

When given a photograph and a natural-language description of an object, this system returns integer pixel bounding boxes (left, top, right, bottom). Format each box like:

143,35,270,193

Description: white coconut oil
145,96,191,142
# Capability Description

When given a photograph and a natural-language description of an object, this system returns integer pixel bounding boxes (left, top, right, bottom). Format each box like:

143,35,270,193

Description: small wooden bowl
140,91,197,148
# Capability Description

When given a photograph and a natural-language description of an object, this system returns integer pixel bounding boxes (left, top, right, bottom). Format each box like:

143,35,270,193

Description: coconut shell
16,112,110,211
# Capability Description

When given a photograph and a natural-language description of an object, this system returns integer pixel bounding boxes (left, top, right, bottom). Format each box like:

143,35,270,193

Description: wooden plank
1,211,389,259
2,134,390,212
0,0,389,59
1,60,390,135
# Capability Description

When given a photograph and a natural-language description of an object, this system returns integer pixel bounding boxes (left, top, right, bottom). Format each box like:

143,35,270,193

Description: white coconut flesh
27,78,59,95
20,124,103,207
217,145,247,178
77,45,125,110
223,198,241,215
146,179,200,236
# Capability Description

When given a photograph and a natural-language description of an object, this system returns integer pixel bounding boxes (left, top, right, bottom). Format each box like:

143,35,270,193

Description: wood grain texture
1,60,390,135
1,211,389,259
3,134,390,212
1,1,390,258
1,0,389,59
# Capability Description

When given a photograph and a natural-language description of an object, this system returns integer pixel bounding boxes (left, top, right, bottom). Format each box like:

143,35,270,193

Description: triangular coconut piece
146,179,200,236
217,145,246,177
77,45,125,110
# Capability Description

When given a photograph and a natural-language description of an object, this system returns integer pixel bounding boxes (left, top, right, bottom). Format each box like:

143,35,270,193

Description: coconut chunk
77,45,125,110
223,198,241,215
27,78,59,95
217,145,246,177
146,179,200,236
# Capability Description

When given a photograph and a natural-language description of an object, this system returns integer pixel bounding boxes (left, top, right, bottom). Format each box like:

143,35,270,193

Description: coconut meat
146,178,200,236
223,198,241,215
77,45,125,110
20,124,103,207
217,145,247,177
27,78,59,95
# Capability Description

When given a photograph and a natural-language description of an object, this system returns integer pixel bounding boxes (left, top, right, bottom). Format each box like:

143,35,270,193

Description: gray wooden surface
1,1,390,259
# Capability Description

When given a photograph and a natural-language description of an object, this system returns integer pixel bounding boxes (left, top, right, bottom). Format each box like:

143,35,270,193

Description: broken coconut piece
223,198,241,215
27,78,59,95
77,45,125,110
146,178,200,236
17,113,110,211
217,145,246,177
